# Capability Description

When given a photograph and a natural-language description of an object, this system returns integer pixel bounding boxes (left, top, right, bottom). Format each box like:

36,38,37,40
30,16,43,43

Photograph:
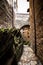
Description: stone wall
34,0,43,64
0,0,13,28
30,0,43,64
30,0,35,51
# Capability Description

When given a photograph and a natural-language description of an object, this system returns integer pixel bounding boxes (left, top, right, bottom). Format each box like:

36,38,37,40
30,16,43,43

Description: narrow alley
0,0,43,65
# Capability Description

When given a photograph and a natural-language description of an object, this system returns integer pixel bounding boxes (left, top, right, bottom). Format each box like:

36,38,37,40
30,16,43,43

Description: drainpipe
33,0,37,54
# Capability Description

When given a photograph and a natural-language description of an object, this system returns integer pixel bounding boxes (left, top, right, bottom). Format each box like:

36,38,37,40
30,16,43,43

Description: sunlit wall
17,0,29,13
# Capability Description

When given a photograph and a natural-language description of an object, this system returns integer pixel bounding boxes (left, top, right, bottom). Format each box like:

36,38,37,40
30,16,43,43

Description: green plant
0,28,24,61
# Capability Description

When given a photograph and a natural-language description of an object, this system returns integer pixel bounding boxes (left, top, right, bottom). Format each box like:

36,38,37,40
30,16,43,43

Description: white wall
17,0,29,13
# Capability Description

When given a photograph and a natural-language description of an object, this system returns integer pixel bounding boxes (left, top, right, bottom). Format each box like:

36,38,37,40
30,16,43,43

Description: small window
27,0,29,2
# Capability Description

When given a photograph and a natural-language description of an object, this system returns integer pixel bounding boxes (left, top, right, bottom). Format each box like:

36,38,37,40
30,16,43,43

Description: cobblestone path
18,45,42,65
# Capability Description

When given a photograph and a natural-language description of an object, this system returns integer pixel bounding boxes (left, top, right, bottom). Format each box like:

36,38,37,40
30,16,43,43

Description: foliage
10,28,24,61
0,28,23,61
23,41,31,46
0,28,30,61
0,28,13,58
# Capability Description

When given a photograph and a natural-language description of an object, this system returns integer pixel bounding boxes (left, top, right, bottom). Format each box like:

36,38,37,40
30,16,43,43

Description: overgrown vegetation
0,28,30,61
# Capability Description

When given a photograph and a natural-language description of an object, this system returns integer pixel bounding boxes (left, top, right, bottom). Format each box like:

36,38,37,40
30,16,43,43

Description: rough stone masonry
30,0,43,64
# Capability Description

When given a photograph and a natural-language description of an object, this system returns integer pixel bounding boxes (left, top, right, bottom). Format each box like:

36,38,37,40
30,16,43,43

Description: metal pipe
33,0,37,54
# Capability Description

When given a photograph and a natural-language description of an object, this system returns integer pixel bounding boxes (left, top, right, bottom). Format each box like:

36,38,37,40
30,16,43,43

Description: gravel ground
18,45,42,65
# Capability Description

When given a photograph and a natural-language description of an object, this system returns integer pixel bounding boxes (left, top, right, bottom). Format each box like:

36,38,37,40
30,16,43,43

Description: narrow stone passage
18,45,42,65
